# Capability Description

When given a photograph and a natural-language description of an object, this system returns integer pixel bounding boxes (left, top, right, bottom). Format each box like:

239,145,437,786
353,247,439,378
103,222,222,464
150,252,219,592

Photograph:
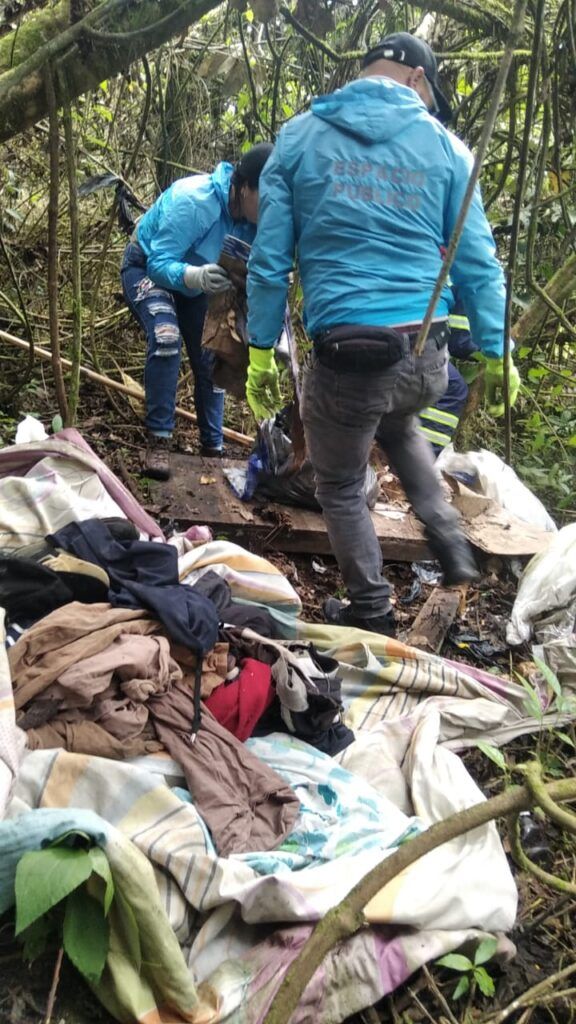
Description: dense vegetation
0,0,574,515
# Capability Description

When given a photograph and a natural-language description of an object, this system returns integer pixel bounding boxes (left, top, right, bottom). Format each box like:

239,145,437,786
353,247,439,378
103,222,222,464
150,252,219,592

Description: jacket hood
311,77,430,143
210,161,234,212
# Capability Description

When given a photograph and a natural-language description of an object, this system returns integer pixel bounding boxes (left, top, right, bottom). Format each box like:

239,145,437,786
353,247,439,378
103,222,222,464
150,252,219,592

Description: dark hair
232,142,274,190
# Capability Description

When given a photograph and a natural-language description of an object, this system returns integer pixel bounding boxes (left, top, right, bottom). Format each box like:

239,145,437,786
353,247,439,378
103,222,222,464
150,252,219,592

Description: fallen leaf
200,475,217,485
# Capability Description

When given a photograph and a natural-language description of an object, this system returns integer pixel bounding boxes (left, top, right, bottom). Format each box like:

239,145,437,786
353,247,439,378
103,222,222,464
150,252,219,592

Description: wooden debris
151,455,431,559
405,588,461,653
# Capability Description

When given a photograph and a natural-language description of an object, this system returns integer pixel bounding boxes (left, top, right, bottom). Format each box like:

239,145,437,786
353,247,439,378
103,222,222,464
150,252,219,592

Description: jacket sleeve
247,132,296,349
445,141,507,358
144,191,211,294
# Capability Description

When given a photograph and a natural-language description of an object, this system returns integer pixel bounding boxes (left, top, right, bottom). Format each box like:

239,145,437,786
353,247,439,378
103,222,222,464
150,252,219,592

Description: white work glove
183,263,231,294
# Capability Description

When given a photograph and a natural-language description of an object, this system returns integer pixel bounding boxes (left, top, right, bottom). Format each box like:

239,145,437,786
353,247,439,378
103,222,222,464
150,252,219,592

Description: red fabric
205,658,274,741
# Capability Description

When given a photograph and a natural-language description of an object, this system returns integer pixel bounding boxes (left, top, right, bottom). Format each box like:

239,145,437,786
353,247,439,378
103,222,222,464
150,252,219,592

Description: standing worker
419,305,477,455
121,143,273,480
245,33,520,636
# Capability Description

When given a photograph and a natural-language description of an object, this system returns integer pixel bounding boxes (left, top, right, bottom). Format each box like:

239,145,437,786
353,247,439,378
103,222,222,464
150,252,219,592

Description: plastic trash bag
507,523,576,645
15,415,48,444
436,446,557,533
224,408,380,511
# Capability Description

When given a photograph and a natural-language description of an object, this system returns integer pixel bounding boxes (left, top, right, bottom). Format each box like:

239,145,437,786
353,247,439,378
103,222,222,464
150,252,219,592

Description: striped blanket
0,448,567,1024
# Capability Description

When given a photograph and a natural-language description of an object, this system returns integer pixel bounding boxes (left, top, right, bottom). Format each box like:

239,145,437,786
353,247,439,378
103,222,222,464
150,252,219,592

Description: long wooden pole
414,0,528,357
0,327,254,448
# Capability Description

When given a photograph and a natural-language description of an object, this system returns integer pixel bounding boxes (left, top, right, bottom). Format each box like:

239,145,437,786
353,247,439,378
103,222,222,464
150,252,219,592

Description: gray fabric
302,337,463,618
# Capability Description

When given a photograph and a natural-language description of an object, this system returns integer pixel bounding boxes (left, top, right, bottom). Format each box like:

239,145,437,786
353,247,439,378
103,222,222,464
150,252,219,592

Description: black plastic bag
254,407,380,511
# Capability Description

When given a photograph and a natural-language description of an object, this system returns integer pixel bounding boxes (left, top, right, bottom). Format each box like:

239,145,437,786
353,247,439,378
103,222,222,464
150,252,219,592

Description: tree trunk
0,0,223,142
0,1,70,74
512,253,576,342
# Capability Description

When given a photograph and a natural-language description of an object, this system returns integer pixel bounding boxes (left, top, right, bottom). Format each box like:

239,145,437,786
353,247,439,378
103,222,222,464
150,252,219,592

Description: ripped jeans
121,241,225,447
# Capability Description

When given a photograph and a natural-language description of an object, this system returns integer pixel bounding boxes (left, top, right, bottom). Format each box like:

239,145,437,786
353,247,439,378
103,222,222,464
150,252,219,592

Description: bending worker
121,143,272,480
245,32,520,637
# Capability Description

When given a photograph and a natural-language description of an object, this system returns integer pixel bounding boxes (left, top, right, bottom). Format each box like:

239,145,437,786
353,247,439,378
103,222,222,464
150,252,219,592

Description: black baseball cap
362,31,452,125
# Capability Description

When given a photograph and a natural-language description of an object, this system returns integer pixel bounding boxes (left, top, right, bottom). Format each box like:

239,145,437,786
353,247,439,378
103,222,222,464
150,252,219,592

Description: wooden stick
413,0,528,356
262,774,576,1024
0,327,254,447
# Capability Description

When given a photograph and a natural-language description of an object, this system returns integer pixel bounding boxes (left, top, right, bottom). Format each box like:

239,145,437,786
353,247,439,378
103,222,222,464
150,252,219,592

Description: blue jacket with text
247,77,506,356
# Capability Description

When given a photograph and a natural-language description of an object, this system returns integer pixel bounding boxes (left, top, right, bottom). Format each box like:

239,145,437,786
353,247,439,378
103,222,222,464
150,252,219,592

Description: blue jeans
121,241,225,447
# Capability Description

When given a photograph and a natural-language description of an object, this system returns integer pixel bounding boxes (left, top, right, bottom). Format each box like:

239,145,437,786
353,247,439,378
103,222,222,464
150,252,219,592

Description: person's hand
246,347,282,421
183,263,231,294
483,355,521,416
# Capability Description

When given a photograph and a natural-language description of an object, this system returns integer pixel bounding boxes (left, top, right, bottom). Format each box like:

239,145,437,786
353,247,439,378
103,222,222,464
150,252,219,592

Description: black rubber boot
323,597,397,637
425,530,481,586
200,446,225,458
143,434,171,481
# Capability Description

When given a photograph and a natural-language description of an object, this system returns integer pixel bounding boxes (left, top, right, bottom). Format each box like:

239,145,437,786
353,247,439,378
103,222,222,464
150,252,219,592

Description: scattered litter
223,464,252,498
518,811,553,867
200,475,217,485
14,415,48,444
412,561,443,585
399,579,421,605
312,558,328,575
373,505,406,520
448,629,507,665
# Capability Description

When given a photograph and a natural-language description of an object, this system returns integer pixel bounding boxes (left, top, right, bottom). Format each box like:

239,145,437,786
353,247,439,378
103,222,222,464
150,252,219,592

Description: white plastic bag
14,415,48,444
507,523,576,645
436,447,557,533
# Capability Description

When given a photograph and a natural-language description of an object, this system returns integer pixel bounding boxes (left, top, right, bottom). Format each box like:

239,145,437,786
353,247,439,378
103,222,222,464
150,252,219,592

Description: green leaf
474,965,496,997
533,656,562,698
515,673,542,718
452,975,470,1000
52,413,63,433
556,731,576,749
476,740,507,771
15,848,93,934
63,890,109,984
474,937,498,965
436,953,474,972
89,848,114,915
20,914,54,962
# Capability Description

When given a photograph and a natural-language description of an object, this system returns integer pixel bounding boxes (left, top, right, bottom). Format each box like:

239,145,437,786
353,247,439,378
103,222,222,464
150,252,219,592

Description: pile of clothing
3,516,354,856
2,430,540,1024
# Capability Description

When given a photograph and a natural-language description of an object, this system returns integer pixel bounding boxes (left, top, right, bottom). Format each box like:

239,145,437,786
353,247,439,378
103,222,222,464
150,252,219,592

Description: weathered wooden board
149,455,431,559
405,588,461,653
150,455,553,561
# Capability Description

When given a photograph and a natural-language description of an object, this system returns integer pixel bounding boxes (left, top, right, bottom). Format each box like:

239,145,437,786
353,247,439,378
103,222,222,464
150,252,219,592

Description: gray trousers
301,334,463,618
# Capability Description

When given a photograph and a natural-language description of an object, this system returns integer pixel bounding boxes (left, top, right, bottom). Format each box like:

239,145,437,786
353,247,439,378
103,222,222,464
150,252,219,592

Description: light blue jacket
136,162,256,296
247,78,506,357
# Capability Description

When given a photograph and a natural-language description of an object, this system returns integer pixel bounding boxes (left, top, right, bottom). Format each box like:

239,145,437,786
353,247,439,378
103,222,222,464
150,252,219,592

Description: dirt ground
1,397,575,1024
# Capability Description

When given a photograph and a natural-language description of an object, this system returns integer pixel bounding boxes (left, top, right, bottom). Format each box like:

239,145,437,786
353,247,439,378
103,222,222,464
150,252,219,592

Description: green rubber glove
246,346,282,421
483,356,521,416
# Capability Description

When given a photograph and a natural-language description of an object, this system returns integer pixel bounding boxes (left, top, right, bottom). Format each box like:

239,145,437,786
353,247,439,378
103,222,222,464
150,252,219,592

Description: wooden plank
404,588,461,653
149,454,431,560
